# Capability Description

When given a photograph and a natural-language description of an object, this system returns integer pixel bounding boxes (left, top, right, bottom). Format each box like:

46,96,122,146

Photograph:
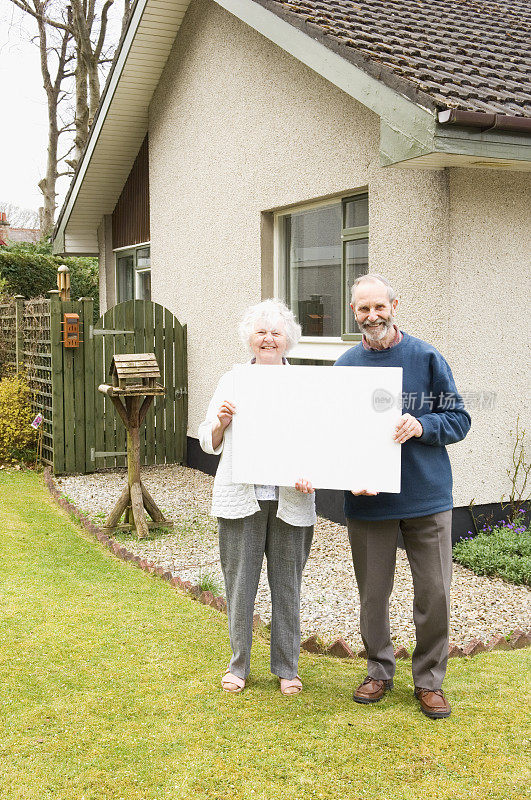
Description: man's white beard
360,316,394,342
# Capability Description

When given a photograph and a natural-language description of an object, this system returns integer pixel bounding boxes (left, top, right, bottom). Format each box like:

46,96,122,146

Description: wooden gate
50,296,187,474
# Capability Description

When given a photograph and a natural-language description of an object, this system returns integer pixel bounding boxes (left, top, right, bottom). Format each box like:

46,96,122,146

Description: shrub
453,514,531,586
0,374,37,463
0,241,99,320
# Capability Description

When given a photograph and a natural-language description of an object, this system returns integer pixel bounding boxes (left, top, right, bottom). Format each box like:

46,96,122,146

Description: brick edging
43,468,531,660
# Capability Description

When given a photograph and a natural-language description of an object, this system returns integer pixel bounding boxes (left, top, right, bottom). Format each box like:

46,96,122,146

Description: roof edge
438,109,531,134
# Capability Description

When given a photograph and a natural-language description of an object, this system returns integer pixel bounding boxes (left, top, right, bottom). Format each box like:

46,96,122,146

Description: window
277,193,368,340
115,245,151,302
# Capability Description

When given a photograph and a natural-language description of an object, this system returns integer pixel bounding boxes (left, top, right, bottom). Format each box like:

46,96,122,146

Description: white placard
231,365,402,492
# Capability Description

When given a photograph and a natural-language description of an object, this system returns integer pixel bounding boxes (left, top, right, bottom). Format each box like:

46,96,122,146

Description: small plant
0,373,37,463
469,416,530,533
196,570,223,596
453,513,531,586
501,416,531,522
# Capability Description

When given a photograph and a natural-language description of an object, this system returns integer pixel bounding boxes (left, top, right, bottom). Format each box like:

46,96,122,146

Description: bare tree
0,202,40,229
7,0,131,234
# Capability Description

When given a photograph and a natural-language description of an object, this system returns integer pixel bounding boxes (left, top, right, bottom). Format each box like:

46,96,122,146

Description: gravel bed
57,464,530,649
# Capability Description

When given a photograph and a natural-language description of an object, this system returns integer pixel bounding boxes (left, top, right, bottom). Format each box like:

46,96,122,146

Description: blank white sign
231,364,402,492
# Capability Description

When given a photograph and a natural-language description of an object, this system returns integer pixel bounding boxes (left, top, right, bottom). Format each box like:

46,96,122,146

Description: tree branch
8,0,71,32
93,0,114,61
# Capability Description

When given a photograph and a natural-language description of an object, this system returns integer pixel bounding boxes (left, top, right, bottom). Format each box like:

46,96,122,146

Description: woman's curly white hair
239,298,301,354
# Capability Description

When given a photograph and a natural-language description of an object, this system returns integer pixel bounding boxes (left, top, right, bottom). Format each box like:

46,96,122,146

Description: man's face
351,281,398,342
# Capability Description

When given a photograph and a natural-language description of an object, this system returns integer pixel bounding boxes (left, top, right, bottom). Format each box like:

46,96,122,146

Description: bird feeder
98,353,171,538
57,264,71,301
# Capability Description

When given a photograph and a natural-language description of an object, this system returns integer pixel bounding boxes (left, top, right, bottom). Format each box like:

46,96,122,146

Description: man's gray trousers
218,500,313,681
347,510,452,690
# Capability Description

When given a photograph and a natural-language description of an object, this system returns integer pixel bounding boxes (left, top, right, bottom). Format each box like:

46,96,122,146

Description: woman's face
250,318,287,364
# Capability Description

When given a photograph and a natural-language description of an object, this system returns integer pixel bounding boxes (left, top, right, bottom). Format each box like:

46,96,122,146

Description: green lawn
0,470,529,800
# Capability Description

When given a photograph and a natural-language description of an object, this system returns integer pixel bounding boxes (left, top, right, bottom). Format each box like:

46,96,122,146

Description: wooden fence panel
112,302,127,468
143,301,155,465
153,303,165,465
82,298,95,473
5,295,187,475
88,299,186,474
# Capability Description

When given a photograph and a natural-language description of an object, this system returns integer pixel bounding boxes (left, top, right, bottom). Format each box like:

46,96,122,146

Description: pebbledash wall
98,0,530,527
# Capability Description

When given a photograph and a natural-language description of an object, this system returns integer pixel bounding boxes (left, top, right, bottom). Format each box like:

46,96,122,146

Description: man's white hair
239,298,301,354
351,274,397,304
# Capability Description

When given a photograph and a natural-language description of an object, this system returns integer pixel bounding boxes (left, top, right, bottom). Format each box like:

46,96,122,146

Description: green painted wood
49,291,65,475
93,309,105,470
113,302,127,468
182,323,188,463
62,300,76,473
143,300,155,465
82,298,95,473
135,300,147,465
173,319,184,464
75,299,186,473
153,303,164,464
164,307,175,463
72,300,86,474
103,305,116,468
122,300,135,467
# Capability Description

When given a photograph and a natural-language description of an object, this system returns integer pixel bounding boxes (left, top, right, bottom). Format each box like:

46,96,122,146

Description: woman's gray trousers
218,500,313,681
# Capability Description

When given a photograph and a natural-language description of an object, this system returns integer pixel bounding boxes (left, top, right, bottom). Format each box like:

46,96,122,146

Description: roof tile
261,0,531,115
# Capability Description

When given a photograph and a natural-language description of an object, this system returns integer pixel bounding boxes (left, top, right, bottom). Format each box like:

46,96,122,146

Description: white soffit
57,0,192,254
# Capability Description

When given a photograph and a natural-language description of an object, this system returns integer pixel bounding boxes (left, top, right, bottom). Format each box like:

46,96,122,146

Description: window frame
274,190,368,351
114,242,151,303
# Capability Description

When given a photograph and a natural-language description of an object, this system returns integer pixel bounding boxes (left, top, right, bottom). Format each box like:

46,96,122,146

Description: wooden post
14,295,24,373
81,297,95,473
49,290,65,474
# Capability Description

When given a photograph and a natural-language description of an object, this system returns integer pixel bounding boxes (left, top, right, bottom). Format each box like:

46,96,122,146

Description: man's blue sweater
334,332,471,520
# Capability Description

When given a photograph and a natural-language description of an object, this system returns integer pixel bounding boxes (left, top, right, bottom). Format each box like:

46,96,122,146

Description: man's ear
392,298,399,313
350,302,355,311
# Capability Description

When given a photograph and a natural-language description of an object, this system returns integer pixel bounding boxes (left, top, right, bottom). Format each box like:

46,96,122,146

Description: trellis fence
0,292,187,474
0,295,54,464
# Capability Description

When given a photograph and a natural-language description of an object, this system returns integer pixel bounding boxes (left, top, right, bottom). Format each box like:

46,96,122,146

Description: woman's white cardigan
198,368,316,527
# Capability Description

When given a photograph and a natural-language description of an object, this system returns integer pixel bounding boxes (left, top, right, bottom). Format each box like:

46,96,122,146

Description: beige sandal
280,675,303,696
221,671,245,693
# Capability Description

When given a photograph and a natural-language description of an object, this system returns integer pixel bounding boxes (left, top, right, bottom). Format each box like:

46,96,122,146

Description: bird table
98,353,173,538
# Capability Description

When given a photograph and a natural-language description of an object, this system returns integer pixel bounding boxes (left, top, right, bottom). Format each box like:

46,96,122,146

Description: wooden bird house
109,353,162,391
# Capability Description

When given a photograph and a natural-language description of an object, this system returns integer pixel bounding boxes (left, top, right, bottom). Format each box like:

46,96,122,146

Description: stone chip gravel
57,464,530,649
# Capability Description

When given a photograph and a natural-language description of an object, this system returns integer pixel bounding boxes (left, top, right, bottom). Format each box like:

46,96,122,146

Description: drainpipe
438,109,531,134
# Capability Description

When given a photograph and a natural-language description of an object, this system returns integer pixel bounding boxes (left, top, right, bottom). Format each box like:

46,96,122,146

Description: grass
0,469,530,800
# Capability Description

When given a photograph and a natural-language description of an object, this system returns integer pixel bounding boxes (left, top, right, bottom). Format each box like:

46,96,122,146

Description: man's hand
295,478,314,494
394,413,423,444
350,489,379,496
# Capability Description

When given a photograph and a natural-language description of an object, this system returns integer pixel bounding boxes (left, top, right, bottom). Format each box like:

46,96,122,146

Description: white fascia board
213,0,435,145
53,0,152,255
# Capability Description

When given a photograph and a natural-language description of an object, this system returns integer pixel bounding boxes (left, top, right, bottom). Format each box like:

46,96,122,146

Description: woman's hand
212,401,235,450
295,478,314,494
217,401,236,429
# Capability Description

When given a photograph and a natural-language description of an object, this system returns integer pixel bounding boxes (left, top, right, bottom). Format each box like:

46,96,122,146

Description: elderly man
335,274,471,719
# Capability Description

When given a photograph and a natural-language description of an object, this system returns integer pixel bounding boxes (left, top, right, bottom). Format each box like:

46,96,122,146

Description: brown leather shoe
353,676,393,704
414,687,451,719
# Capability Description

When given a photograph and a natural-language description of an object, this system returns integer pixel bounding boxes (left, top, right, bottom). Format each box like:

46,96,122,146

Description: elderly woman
198,299,315,696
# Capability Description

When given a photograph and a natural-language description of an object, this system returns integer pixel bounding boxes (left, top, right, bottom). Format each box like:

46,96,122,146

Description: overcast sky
0,0,123,221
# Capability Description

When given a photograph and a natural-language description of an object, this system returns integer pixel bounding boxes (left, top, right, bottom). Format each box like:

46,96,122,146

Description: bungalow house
53,0,531,534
